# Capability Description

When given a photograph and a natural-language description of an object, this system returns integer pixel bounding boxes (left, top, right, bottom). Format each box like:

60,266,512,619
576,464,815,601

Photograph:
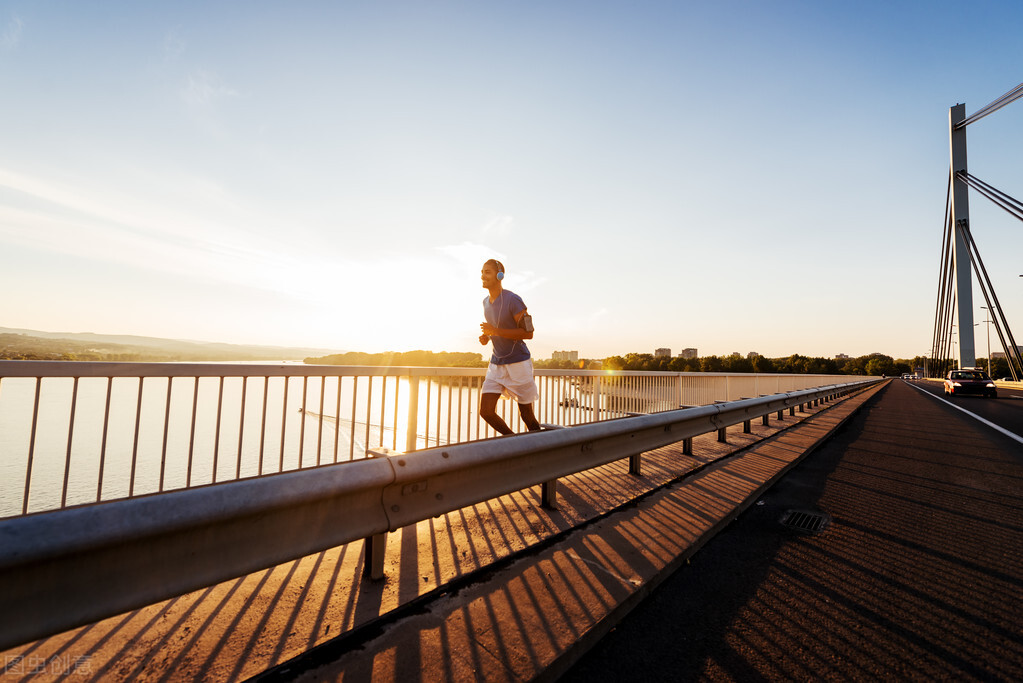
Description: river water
0,373,508,517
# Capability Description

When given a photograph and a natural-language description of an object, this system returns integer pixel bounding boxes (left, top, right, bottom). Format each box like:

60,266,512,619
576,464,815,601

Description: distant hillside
0,327,341,362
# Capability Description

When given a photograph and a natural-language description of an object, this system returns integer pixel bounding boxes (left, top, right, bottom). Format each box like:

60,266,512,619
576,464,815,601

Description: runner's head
481,259,505,288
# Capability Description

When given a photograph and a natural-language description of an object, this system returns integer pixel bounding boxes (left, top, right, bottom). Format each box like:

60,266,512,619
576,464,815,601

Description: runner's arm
480,309,533,340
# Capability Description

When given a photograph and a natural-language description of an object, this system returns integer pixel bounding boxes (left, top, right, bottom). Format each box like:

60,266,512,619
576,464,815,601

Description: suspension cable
931,171,955,377
961,221,1023,379
957,171,1023,222
954,82,1023,129
963,233,1016,378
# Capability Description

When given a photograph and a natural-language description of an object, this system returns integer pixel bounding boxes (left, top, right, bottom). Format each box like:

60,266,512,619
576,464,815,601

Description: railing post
629,453,642,475
405,375,420,453
682,437,693,455
717,427,727,442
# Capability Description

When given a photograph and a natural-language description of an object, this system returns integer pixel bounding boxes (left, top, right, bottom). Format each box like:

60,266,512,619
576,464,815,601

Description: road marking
910,384,1023,445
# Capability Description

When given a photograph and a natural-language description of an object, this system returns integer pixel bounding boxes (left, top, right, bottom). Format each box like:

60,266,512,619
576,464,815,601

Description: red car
944,369,998,398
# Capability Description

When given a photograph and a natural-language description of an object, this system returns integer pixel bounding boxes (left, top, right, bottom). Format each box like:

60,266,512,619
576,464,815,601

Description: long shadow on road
558,380,1023,682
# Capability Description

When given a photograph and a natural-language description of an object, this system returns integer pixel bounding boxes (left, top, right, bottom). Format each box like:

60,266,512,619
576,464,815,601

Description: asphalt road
557,379,1023,682
908,377,1023,438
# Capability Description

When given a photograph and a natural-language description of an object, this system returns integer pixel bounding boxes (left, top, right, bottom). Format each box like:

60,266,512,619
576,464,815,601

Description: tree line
0,333,291,363
601,352,929,377
308,349,931,377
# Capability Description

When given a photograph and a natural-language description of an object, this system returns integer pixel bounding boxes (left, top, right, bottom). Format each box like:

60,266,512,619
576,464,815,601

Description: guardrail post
717,427,727,442
542,479,558,508
743,419,752,434
364,533,387,580
683,437,693,455
761,413,769,426
629,453,642,475
364,446,398,580
789,406,796,416
777,408,784,420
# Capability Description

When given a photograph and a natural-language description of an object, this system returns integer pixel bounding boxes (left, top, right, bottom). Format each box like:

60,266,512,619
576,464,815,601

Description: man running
478,259,541,434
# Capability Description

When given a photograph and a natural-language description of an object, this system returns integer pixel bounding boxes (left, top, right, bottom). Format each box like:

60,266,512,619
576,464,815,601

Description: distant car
944,369,997,398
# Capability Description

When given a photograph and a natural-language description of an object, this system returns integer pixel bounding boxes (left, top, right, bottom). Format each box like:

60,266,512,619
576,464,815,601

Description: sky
1,1,1021,361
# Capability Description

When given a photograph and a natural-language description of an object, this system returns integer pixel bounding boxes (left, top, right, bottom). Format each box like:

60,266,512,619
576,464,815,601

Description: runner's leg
480,392,514,435
518,402,541,431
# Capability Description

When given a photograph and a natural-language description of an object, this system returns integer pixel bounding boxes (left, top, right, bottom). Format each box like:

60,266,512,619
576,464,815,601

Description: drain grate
781,509,831,534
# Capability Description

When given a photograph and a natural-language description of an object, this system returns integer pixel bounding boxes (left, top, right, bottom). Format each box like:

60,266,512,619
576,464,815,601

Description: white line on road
910,384,1023,446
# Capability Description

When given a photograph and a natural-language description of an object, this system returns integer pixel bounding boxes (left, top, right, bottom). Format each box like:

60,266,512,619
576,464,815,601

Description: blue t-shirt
483,290,531,365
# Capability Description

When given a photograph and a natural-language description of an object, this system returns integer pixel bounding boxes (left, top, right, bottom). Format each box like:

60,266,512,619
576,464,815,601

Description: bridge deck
562,379,1023,682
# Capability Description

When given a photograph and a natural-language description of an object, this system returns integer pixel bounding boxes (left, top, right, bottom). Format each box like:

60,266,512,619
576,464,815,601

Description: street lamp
970,323,979,369
981,306,993,376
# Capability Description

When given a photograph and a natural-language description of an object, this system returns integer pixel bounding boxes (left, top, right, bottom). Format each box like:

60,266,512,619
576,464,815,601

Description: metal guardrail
0,361,861,518
0,379,878,651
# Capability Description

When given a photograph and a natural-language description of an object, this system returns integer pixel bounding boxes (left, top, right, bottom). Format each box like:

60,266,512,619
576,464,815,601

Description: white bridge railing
0,377,881,651
0,360,862,519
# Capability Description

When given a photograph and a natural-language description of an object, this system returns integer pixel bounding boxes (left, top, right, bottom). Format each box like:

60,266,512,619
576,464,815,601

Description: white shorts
482,359,540,404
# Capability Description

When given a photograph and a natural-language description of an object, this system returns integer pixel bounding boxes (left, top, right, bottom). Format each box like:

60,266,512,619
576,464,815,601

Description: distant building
679,348,698,359
654,348,671,358
992,346,1023,359
552,350,579,362
835,353,850,360
747,351,760,359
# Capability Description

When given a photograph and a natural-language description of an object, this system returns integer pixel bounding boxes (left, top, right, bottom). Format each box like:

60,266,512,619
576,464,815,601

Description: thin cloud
436,242,545,291
163,27,186,62
482,214,514,237
0,166,286,290
181,70,239,106
437,242,502,275
1,14,23,50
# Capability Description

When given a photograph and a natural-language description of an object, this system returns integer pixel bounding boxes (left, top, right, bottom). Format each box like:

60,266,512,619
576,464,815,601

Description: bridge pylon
949,103,975,369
